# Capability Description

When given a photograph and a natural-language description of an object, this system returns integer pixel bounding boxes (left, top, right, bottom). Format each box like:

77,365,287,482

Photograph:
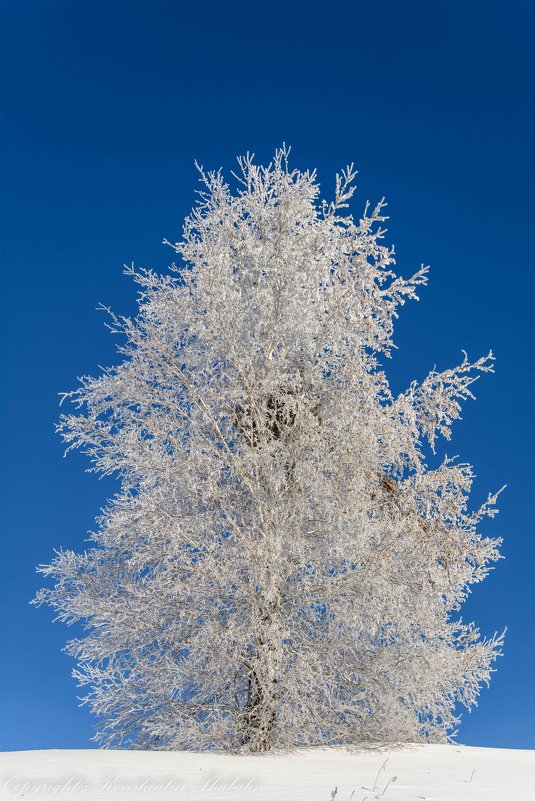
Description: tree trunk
241,605,280,752
243,663,276,751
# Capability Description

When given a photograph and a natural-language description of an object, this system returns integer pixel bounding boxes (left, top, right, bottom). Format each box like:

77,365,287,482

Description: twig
377,776,397,797
362,759,388,791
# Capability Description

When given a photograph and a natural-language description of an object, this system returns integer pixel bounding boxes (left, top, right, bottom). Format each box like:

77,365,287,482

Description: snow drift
1,744,534,800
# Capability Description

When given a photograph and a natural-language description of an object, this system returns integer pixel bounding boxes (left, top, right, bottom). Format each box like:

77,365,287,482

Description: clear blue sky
1,0,533,751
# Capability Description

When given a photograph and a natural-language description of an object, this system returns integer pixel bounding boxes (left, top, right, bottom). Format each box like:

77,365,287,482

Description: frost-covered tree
34,148,503,753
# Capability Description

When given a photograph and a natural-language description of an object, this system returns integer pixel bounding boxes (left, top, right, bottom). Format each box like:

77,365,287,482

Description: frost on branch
34,147,504,753
394,350,495,452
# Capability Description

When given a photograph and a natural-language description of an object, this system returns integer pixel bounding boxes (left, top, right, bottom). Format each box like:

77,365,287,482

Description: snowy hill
1,744,534,801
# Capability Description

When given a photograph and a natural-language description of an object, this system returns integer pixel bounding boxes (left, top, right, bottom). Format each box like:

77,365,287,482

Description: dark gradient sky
1,0,534,751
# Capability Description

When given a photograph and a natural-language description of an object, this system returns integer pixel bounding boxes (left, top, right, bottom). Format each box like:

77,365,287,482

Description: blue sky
1,0,533,751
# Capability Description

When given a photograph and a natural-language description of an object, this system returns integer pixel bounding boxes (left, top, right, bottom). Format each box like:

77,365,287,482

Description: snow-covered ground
1,744,534,801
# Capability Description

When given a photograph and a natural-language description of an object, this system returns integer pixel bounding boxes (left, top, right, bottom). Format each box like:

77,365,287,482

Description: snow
1,744,534,801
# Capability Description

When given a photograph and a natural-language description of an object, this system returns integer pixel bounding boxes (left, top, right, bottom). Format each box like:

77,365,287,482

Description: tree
34,148,504,753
